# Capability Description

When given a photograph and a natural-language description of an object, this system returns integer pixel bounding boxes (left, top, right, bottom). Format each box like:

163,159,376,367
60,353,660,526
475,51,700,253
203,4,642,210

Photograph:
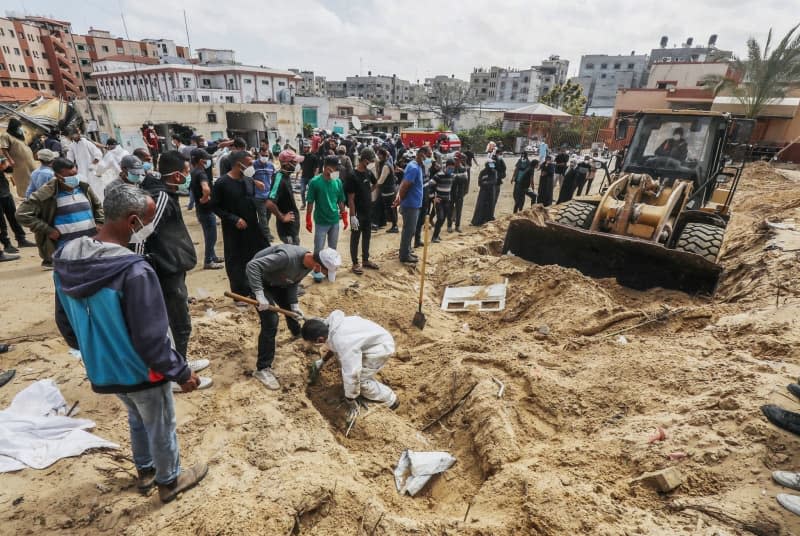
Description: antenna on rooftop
183,10,199,103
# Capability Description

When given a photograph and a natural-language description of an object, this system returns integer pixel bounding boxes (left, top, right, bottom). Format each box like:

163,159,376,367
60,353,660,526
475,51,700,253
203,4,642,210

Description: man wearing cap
104,154,147,197
345,148,379,274
242,244,341,390
0,156,35,255
267,151,303,245
212,151,269,296
245,245,337,390
26,148,57,198
306,155,347,257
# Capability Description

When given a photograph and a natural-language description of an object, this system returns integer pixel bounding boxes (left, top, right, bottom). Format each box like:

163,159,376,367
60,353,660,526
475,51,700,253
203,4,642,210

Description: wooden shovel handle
224,291,300,318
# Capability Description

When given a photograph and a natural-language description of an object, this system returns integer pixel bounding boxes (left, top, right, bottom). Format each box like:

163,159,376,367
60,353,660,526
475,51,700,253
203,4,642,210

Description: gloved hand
290,303,305,320
306,212,313,233
254,290,273,312
307,358,324,385
341,210,349,230
350,214,360,231
345,397,361,429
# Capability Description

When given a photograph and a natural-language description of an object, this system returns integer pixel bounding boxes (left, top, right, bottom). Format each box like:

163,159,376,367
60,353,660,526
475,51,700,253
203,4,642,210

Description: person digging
302,311,400,429
245,245,340,390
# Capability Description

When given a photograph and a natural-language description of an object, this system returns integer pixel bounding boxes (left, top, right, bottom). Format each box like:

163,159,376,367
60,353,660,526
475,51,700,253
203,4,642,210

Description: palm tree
704,23,800,118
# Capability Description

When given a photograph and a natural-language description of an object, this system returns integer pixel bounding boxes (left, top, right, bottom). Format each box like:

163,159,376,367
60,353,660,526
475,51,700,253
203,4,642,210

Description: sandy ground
2,161,800,535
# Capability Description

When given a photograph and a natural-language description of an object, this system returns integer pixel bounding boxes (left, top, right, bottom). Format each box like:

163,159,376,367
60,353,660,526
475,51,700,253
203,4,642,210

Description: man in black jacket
142,151,211,390
492,152,507,214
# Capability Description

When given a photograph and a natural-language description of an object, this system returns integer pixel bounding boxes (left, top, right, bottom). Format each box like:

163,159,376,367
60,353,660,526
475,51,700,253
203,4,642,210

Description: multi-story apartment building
345,73,412,103
290,69,327,97
91,56,302,104
0,15,190,99
469,56,569,104
649,35,732,66
325,80,347,98
574,53,649,114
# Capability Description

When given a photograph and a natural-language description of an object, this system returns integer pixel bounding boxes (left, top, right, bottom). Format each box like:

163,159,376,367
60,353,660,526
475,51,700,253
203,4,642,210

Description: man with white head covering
245,245,339,390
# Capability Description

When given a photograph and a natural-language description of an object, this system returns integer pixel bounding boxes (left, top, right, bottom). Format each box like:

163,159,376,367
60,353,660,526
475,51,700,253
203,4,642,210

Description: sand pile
2,164,800,535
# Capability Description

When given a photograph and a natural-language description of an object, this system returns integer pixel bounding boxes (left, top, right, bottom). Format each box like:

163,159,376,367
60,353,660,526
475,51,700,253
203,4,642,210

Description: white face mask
130,216,155,244
243,165,256,178
329,171,340,180
259,156,269,164
673,134,681,141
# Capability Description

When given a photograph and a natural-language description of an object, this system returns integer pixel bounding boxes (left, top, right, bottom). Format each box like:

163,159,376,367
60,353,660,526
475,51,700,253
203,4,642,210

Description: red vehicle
401,130,461,152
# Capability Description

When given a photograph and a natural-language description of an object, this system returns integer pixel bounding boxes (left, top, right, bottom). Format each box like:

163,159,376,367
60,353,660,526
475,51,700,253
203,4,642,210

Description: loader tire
674,223,724,263
556,201,596,229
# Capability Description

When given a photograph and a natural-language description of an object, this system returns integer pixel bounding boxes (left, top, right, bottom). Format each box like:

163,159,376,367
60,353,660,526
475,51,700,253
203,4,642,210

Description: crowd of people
0,119,613,505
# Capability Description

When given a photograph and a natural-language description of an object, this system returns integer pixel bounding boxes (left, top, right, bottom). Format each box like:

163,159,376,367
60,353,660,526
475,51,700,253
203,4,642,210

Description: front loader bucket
502,218,723,295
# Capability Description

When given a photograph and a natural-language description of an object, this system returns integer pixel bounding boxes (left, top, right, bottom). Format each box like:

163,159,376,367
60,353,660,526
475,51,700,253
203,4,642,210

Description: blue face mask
205,159,212,169
64,175,80,188
168,172,191,193
446,168,454,176
127,171,144,184
142,162,153,172
423,158,432,167
488,163,496,169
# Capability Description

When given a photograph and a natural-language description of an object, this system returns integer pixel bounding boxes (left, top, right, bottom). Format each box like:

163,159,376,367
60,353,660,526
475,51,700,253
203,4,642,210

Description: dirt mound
3,163,800,535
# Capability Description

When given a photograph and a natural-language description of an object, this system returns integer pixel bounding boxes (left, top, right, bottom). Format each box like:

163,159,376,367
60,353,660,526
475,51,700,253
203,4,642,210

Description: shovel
224,291,303,320
412,213,430,330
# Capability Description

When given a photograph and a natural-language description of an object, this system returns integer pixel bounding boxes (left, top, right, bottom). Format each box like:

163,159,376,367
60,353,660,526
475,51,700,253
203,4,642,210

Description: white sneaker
253,368,280,390
171,376,213,393
774,471,800,491
777,494,800,516
188,359,210,373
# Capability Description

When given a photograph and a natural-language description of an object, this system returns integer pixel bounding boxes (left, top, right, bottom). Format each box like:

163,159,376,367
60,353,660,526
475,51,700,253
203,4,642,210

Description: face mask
204,159,212,169
259,156,269,164
329,171,340,180
242,166,256,178
488,163,496,169
446,168,454,176
168,172,190,193
424,158,432,167
64,175,80,188
130,216,155,244
142,162,153,172
673,135,681,141
127,172,144,184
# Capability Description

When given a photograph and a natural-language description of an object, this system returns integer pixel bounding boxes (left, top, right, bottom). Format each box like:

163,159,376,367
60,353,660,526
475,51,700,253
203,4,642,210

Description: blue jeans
399,206,420,260
313,223,340,255
300,177,310,207
196,209,218,265
187,190,195,210
116,383,180,485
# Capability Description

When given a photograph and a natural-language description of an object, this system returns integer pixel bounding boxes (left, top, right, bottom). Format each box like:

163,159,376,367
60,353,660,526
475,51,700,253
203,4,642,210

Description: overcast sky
7,0,797,82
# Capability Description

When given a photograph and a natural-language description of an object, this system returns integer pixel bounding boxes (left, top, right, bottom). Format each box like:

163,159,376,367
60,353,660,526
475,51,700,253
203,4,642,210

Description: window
613,63,621,69
42,52,47,59
46,68,52,75
117,47,124,54
14,48,20,56
1,46,8,53
201,78,211,87
225,96,234,103
400,112,408,120
80,59,90,66
32,51,38,58
12,81,18,87
600,73,606,79
8,29,14,37
49,84,54,90
0,63,4,71
278,81,285,86
24,50,30,56
102,45,109,53
19,64,25,73
628,63,635,69
202,95,211,103
22,82,29,87
244,78,252,84
0,81,8,87
600,63,607,69
38,67,43,74
261,80,269,85
0,29,3,36
76,44,85,51
183,77,191,88
207,111,217,121
585,63,594,69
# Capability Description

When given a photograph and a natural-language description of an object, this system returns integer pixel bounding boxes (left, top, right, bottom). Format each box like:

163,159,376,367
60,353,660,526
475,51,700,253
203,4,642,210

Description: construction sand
2,161,800,535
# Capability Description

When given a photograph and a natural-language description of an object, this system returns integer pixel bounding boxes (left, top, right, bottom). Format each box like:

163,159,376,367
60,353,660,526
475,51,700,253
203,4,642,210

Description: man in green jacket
305,155,347,256
15,157,104,269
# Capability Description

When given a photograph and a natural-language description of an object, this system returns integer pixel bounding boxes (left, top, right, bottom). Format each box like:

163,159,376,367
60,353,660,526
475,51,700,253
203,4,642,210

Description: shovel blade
412,311,427,330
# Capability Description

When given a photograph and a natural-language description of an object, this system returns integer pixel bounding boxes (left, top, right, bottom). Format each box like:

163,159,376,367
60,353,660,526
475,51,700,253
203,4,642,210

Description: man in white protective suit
302,310,400,424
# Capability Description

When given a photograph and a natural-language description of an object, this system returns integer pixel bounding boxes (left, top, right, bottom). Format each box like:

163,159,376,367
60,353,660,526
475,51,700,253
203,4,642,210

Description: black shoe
789,384,800,401
387,227,399,234
413,241,423,248
41,260,53,270
446,227,453,233
400,257,418,264
0,369,15,388
389,399,400,411
17,238,36,248
762,404,800,436
0,344,10,353
0,251,20,262
431,237,441,243
2,242,19,253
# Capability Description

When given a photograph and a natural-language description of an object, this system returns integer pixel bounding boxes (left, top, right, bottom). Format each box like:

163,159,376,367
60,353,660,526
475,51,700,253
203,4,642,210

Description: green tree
539,81,586,115
303,123,314,138
703,23,800,118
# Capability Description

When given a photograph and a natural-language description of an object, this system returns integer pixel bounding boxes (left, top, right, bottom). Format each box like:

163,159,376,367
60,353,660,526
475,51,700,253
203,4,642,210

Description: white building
290,69,327,97
91,57,303,104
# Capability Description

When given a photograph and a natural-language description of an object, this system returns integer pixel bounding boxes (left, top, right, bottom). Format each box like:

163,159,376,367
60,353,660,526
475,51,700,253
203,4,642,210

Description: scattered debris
394,450,456,496
616,335,629,345
648,427,668,443
491,377,505,399
441,279,508,312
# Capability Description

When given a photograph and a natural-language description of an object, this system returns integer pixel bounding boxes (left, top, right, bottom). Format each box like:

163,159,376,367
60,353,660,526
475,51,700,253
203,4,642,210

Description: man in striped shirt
430,156,456,243
16,158,104,269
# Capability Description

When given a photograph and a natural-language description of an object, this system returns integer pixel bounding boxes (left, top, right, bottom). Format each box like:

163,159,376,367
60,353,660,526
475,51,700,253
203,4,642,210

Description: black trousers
415,196,432,244
350,213,372,264
257,285,301,370
158,271,191,361
513,184,528,213
381,195,397,228
433,198,450,239
0,195,26,242
371,198,386,228
447,196,464,230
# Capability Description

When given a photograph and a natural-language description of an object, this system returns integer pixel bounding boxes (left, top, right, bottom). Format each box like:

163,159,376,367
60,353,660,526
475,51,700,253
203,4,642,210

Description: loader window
625,115,714,180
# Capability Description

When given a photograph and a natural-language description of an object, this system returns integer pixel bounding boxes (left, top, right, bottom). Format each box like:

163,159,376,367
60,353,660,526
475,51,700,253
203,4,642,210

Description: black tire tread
674,222,724,262
556,201,595,229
